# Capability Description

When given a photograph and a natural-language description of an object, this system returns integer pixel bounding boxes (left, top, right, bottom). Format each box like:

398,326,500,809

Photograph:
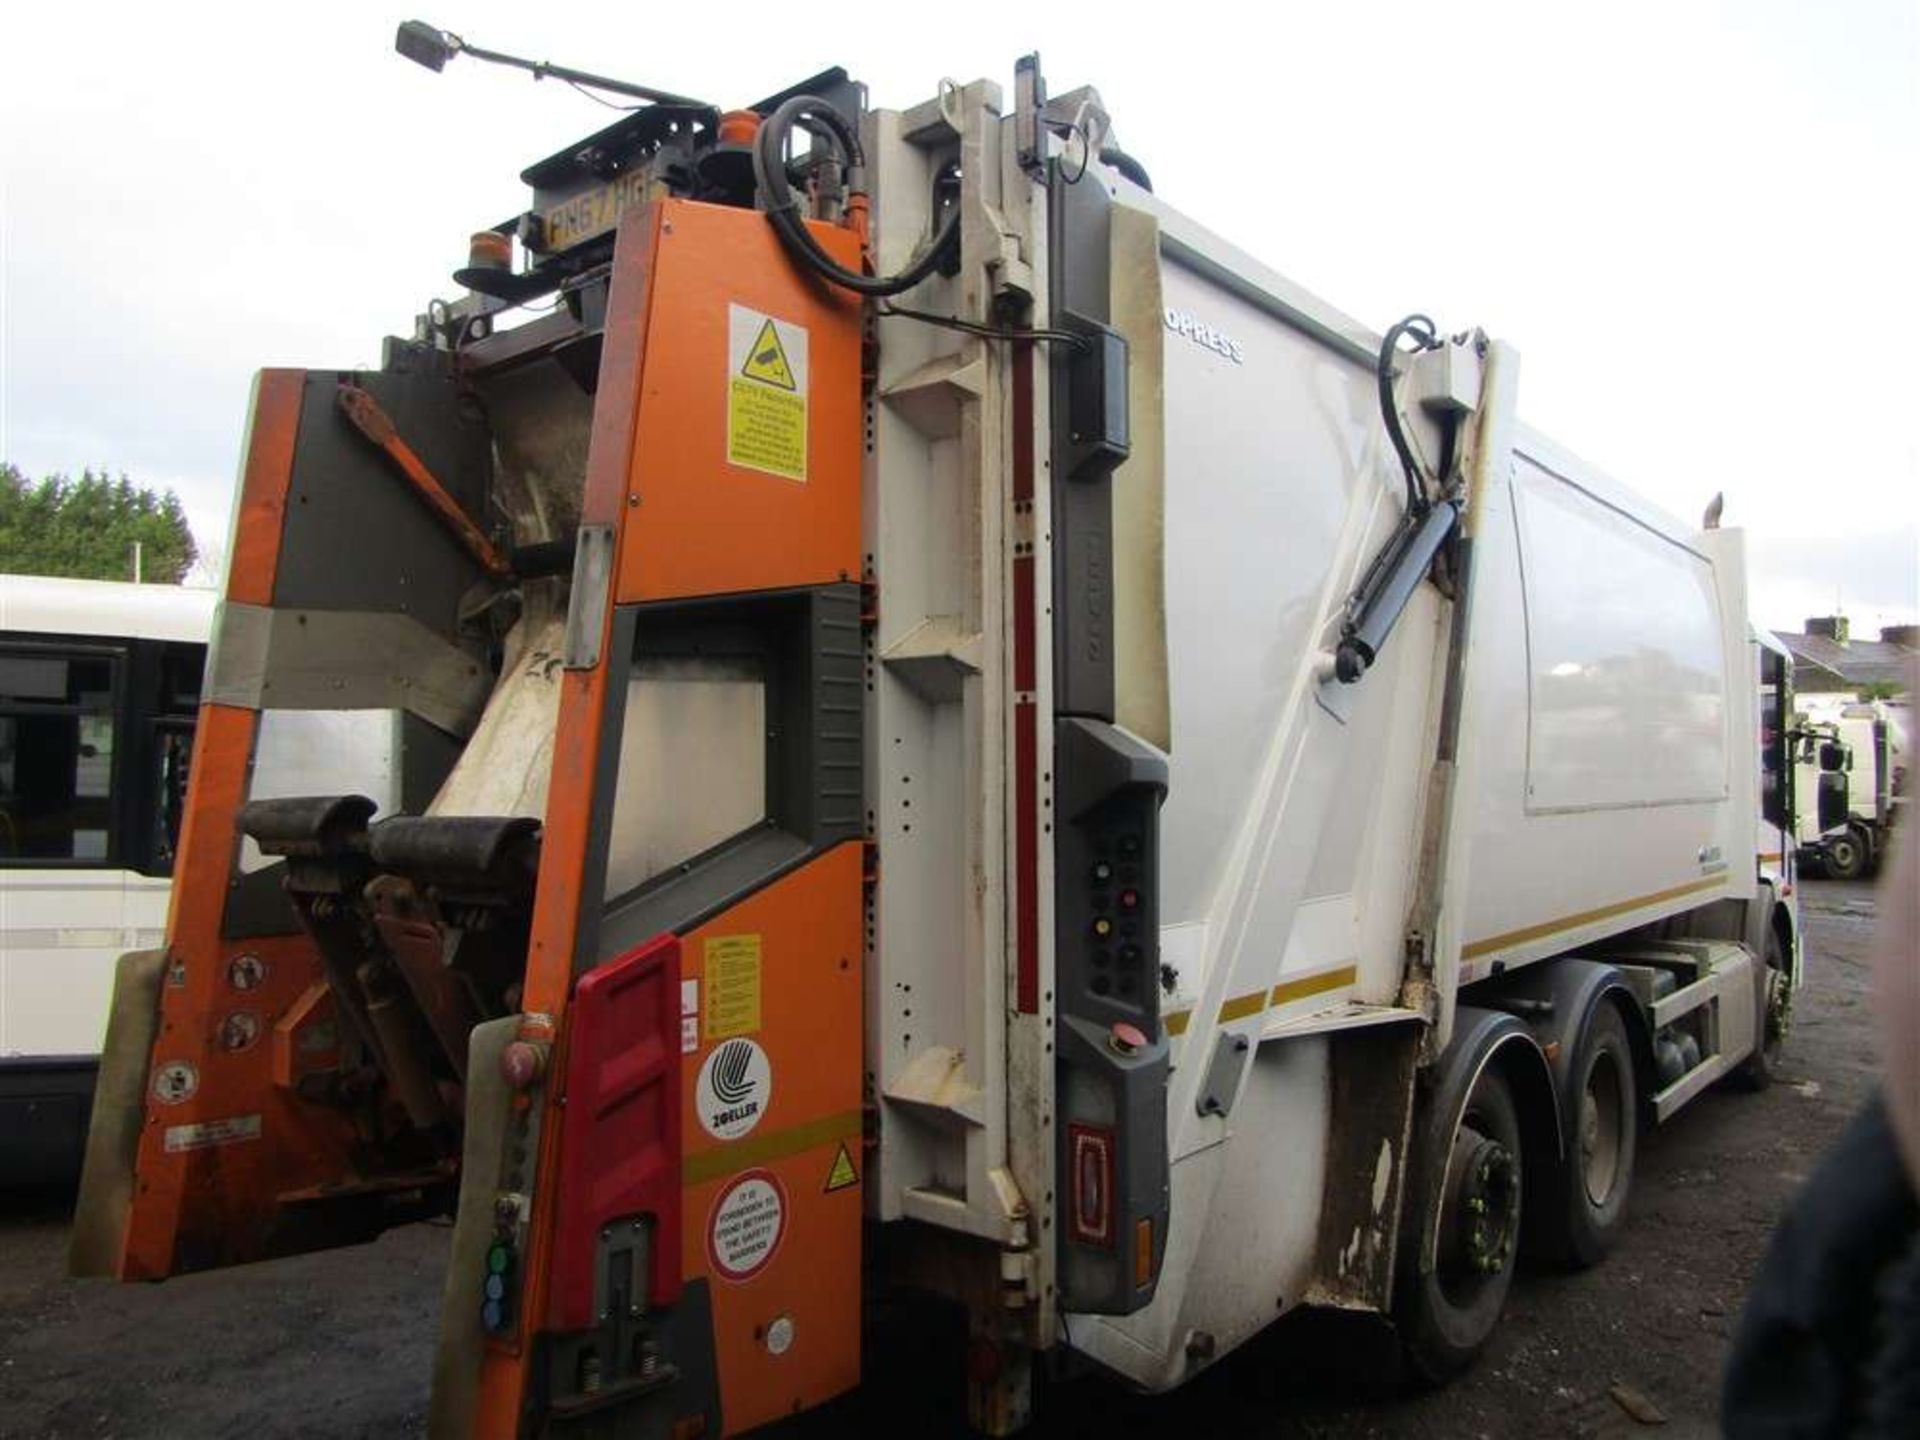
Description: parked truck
71,32,1800,1438
1791,701,1905,879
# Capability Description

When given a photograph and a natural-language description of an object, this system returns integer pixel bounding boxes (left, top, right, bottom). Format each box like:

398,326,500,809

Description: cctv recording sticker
696,1037,773,1141
726,304,808,482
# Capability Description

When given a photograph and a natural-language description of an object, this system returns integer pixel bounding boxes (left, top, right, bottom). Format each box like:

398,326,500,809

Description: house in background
1777,616,1916,703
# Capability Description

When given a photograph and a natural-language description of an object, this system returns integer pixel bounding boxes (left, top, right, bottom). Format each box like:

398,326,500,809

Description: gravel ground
0,880,1884,1438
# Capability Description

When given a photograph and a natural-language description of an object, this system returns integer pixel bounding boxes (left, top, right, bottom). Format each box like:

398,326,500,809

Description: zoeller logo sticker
697,1037,772,1140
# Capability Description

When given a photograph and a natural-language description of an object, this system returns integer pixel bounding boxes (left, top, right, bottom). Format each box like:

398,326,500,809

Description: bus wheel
1395,1066,1524,1382
1824,827,1867,880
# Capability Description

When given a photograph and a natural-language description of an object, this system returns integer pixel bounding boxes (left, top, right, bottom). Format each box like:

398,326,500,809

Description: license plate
541,170,657,252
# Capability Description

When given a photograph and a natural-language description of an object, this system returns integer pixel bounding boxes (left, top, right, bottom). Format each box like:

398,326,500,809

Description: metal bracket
1196,1029,1252,1119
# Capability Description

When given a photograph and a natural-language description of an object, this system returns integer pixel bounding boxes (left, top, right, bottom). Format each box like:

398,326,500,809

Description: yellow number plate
541,170,657,252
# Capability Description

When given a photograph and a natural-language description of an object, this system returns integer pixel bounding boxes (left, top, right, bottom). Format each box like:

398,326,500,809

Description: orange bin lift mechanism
121,373,391,1280
475,199,868,1436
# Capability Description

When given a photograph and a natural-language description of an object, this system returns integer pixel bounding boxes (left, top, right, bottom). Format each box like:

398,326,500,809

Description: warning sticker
696,1037,773,1141
708,1170,786,1282
704,934,762,1039
681,978,700,1055
164,1114,262,1153
824,1143,859,1193
726,304,808,482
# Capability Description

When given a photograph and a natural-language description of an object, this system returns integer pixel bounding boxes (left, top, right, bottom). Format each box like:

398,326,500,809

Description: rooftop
1777,617,1917,694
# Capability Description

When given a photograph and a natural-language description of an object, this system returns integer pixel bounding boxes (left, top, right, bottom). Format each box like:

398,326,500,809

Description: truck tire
1553,1001,1637,1268
1856,822,1881,878
1735,928,1789,1091
1395,1065,1524,1383
1824,827,1867,880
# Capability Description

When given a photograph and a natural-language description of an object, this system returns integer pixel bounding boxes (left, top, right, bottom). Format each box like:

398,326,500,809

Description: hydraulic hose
750,93,960,297
1377,314,1443,515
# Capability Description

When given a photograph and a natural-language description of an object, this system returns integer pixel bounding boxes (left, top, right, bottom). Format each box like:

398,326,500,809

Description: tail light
1068,1123,1115,1248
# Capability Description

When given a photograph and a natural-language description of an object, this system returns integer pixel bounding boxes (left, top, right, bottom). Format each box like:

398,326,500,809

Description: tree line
0,463,198,584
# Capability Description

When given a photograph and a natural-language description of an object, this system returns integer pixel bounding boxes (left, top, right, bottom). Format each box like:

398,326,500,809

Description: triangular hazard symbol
824,1142,858,1192
741,318,797,390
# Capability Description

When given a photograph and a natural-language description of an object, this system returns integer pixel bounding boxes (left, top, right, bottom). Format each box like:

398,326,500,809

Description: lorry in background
0,576,211,1184
71,32,1801,1437
1791,700,1906,879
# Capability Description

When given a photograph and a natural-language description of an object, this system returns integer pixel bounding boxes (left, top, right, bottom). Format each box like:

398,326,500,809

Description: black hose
1098,145,1153,192
751,94,961,297
1377,314,1442,515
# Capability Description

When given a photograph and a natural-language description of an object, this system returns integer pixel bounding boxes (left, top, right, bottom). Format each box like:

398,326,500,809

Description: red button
1119,888,1139,911
1109,1021,1148,1056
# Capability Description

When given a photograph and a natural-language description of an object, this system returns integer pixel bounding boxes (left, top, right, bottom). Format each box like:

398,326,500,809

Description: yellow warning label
704,934,763,1039
727,379,807,480
740,318,797,390
824,1142,859,1192
727,304,808,482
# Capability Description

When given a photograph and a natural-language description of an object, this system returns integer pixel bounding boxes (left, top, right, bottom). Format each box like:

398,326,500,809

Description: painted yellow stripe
1759,852,1783,864
1163,963,1360,1038
1218,990,1268,1023
1271,964,1358,1007
1461,875,1727,961
681,1108,864,1187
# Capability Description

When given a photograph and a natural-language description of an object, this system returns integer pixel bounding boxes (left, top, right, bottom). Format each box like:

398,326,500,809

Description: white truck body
858,74,1789,1402
1791,700,1904,874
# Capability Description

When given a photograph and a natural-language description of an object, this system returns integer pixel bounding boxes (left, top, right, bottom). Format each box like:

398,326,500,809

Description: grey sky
2,0,1914,634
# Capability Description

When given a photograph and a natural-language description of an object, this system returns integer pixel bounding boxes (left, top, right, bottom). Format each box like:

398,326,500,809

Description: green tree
0,464,198,583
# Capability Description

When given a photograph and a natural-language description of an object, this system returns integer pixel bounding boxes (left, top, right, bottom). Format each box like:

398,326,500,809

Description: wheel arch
1770,893,1800,988
1407,1007,1560,1281
1468,959,1658,1128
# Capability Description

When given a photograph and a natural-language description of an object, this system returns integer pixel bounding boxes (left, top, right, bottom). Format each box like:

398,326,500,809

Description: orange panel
226,370,304,606
477,199,868,1434
121,704,367,1278
472,202,671,1437
614,199,864,604
679,842,866,1435
119,371,371,1279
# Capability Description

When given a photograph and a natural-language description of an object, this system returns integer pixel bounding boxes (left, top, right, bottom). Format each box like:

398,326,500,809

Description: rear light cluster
481,1232,518,1335
481,1036,546,1338
1068,1123,1115,1247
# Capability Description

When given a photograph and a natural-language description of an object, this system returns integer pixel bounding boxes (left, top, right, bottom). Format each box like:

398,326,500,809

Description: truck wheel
1735,929,1789,1091
1824,827,1867,880
1856,822,1881,878
1395,1066,1524,1383
1555,1002,1637,1267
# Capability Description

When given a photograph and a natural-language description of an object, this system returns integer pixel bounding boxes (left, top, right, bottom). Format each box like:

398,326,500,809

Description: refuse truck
72,31,1802,1438
1791,702,1904,879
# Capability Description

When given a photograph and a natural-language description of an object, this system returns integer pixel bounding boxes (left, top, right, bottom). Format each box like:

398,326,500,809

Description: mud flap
69,949,169,1277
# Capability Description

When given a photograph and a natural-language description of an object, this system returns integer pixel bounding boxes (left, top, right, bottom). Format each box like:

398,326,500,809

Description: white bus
0,575,214,1184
